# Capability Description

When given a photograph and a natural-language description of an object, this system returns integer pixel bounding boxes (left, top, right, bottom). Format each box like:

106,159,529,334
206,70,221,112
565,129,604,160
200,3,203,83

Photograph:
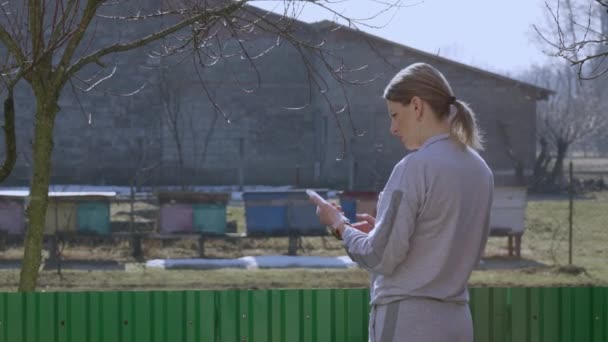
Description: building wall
1,15,543,190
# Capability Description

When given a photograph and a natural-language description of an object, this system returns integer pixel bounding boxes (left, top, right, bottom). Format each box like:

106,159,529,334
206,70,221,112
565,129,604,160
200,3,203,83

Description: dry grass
0,268,371,292
478,191,608,286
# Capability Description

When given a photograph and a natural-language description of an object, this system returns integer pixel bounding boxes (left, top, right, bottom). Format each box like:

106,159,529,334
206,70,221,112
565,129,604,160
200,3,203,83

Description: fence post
568,161,574,265
0,230,6,251
131,233,143,261
198,234,206,258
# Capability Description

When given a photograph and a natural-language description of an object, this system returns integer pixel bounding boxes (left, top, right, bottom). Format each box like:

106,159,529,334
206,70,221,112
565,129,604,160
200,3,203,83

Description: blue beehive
285,191,327,235
243,189,328,236
242,191,288,236
338,191,379,224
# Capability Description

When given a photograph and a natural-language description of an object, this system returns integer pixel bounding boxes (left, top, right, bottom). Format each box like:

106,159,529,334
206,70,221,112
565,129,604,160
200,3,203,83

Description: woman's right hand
350,213,376,233
356,213,376,226
330,202,376,233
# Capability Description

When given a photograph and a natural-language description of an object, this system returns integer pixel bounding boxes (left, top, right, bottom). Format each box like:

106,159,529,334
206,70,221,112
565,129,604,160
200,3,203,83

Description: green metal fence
0,287,606,342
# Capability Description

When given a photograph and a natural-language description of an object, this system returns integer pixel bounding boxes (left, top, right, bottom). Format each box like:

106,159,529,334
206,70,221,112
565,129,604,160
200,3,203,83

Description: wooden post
48,233,62,276
348,137,356,190
0,230,6,251
238,137,245,191
131,233,143,261
288,235,298,256
568,161,574,265
198,234,206,258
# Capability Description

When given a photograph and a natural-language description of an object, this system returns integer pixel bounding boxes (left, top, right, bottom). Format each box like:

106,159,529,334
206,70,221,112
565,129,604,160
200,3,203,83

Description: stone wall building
2,8,551,191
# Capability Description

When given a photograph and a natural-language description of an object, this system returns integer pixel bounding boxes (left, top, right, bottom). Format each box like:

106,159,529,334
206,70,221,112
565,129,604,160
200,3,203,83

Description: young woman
313,62,494,342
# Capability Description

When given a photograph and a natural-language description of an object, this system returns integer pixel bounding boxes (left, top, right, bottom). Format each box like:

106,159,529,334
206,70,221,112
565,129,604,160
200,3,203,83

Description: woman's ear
411,96,424,122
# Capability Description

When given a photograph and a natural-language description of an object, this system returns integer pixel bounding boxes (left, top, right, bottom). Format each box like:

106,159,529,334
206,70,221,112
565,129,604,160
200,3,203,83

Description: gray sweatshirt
342,133,494,305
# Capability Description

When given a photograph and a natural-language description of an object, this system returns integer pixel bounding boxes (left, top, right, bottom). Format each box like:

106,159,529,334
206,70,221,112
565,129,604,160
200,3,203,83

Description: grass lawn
0,192,607,291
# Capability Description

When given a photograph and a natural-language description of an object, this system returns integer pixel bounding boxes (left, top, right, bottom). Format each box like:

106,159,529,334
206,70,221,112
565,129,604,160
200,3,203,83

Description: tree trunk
532,137,551,189
549,138,569,187
0,91,17,182
18,94,59,292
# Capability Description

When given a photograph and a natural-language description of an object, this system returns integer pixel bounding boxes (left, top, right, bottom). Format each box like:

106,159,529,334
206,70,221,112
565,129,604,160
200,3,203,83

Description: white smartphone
305,189,327,205
306,189,351,224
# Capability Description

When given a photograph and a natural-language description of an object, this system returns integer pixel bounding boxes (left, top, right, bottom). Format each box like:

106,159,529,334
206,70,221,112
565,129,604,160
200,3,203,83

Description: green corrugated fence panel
314,289,332,341
24,293,36,342
529,287,542,342
270,289,282,341
492,287,509,342
4,292,24,342
541,287,560,342
334,289,347,342
302,290,314,342
572,287,588,342
561,287,574,342
472,287,492,342
592,287,606,342
0,288,606,342
219,289,238,341
249,290,268,342
283,289,302,342
511,287,528,342
38,293,56,342
151,291,164,342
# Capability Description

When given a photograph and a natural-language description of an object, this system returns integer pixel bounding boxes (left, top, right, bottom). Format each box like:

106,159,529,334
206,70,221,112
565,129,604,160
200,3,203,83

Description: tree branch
96,8,198,20
55,0,103,85
63,2,245,82
28,0,44,58
48,0,81,49
538,0,608,79
0,24,26,63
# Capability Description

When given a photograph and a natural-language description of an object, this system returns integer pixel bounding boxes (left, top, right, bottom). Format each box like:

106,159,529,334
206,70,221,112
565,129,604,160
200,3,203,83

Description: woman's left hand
315,201,343,228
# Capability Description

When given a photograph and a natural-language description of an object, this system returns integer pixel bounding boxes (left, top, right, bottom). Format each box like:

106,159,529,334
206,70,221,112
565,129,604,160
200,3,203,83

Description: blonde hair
383,63,483,150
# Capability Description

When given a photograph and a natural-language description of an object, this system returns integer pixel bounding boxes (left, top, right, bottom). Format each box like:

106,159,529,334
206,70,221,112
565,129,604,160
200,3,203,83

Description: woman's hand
308,194,375,238
314,201,343,228
350,213,376,233
357,213,375,226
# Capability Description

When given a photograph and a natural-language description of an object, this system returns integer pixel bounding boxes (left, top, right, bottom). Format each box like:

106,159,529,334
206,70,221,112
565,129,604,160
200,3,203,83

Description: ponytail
451,100,483,150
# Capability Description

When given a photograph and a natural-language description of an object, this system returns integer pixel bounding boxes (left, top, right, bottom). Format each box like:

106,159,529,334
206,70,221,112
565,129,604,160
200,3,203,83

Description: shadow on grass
477,256,547,270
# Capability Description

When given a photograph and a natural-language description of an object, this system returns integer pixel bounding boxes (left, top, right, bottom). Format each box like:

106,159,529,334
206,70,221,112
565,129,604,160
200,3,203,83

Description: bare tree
496,119,526,185
157,68,223,190
534,0,608,79
524,63,606,191
0,0,404,291
157,69,187,190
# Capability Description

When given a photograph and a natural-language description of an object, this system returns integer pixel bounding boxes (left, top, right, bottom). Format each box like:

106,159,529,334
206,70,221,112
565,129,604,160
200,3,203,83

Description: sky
251,0,556,78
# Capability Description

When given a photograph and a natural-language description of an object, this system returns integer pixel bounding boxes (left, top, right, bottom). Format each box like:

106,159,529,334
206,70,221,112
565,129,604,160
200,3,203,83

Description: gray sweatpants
369,298,473,342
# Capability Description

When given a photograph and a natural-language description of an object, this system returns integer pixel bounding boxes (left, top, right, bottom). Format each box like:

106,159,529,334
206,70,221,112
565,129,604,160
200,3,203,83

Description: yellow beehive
44,200,78,234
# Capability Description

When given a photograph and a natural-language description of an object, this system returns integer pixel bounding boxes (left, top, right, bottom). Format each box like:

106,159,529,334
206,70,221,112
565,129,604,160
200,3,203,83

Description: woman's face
386,98,421,150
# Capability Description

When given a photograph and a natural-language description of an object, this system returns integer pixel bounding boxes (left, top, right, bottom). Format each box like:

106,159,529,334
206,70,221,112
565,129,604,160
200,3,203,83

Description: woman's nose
390,125,399,136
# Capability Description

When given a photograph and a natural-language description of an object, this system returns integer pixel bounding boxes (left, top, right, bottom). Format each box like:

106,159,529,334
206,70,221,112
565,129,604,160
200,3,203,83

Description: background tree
157,68,224,191
527,0,608,191
0,0,404,291
535,0,608,79
523,63,606,191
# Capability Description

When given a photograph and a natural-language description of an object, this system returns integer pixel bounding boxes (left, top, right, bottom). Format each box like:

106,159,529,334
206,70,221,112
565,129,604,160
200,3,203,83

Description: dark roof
310,20,553,100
